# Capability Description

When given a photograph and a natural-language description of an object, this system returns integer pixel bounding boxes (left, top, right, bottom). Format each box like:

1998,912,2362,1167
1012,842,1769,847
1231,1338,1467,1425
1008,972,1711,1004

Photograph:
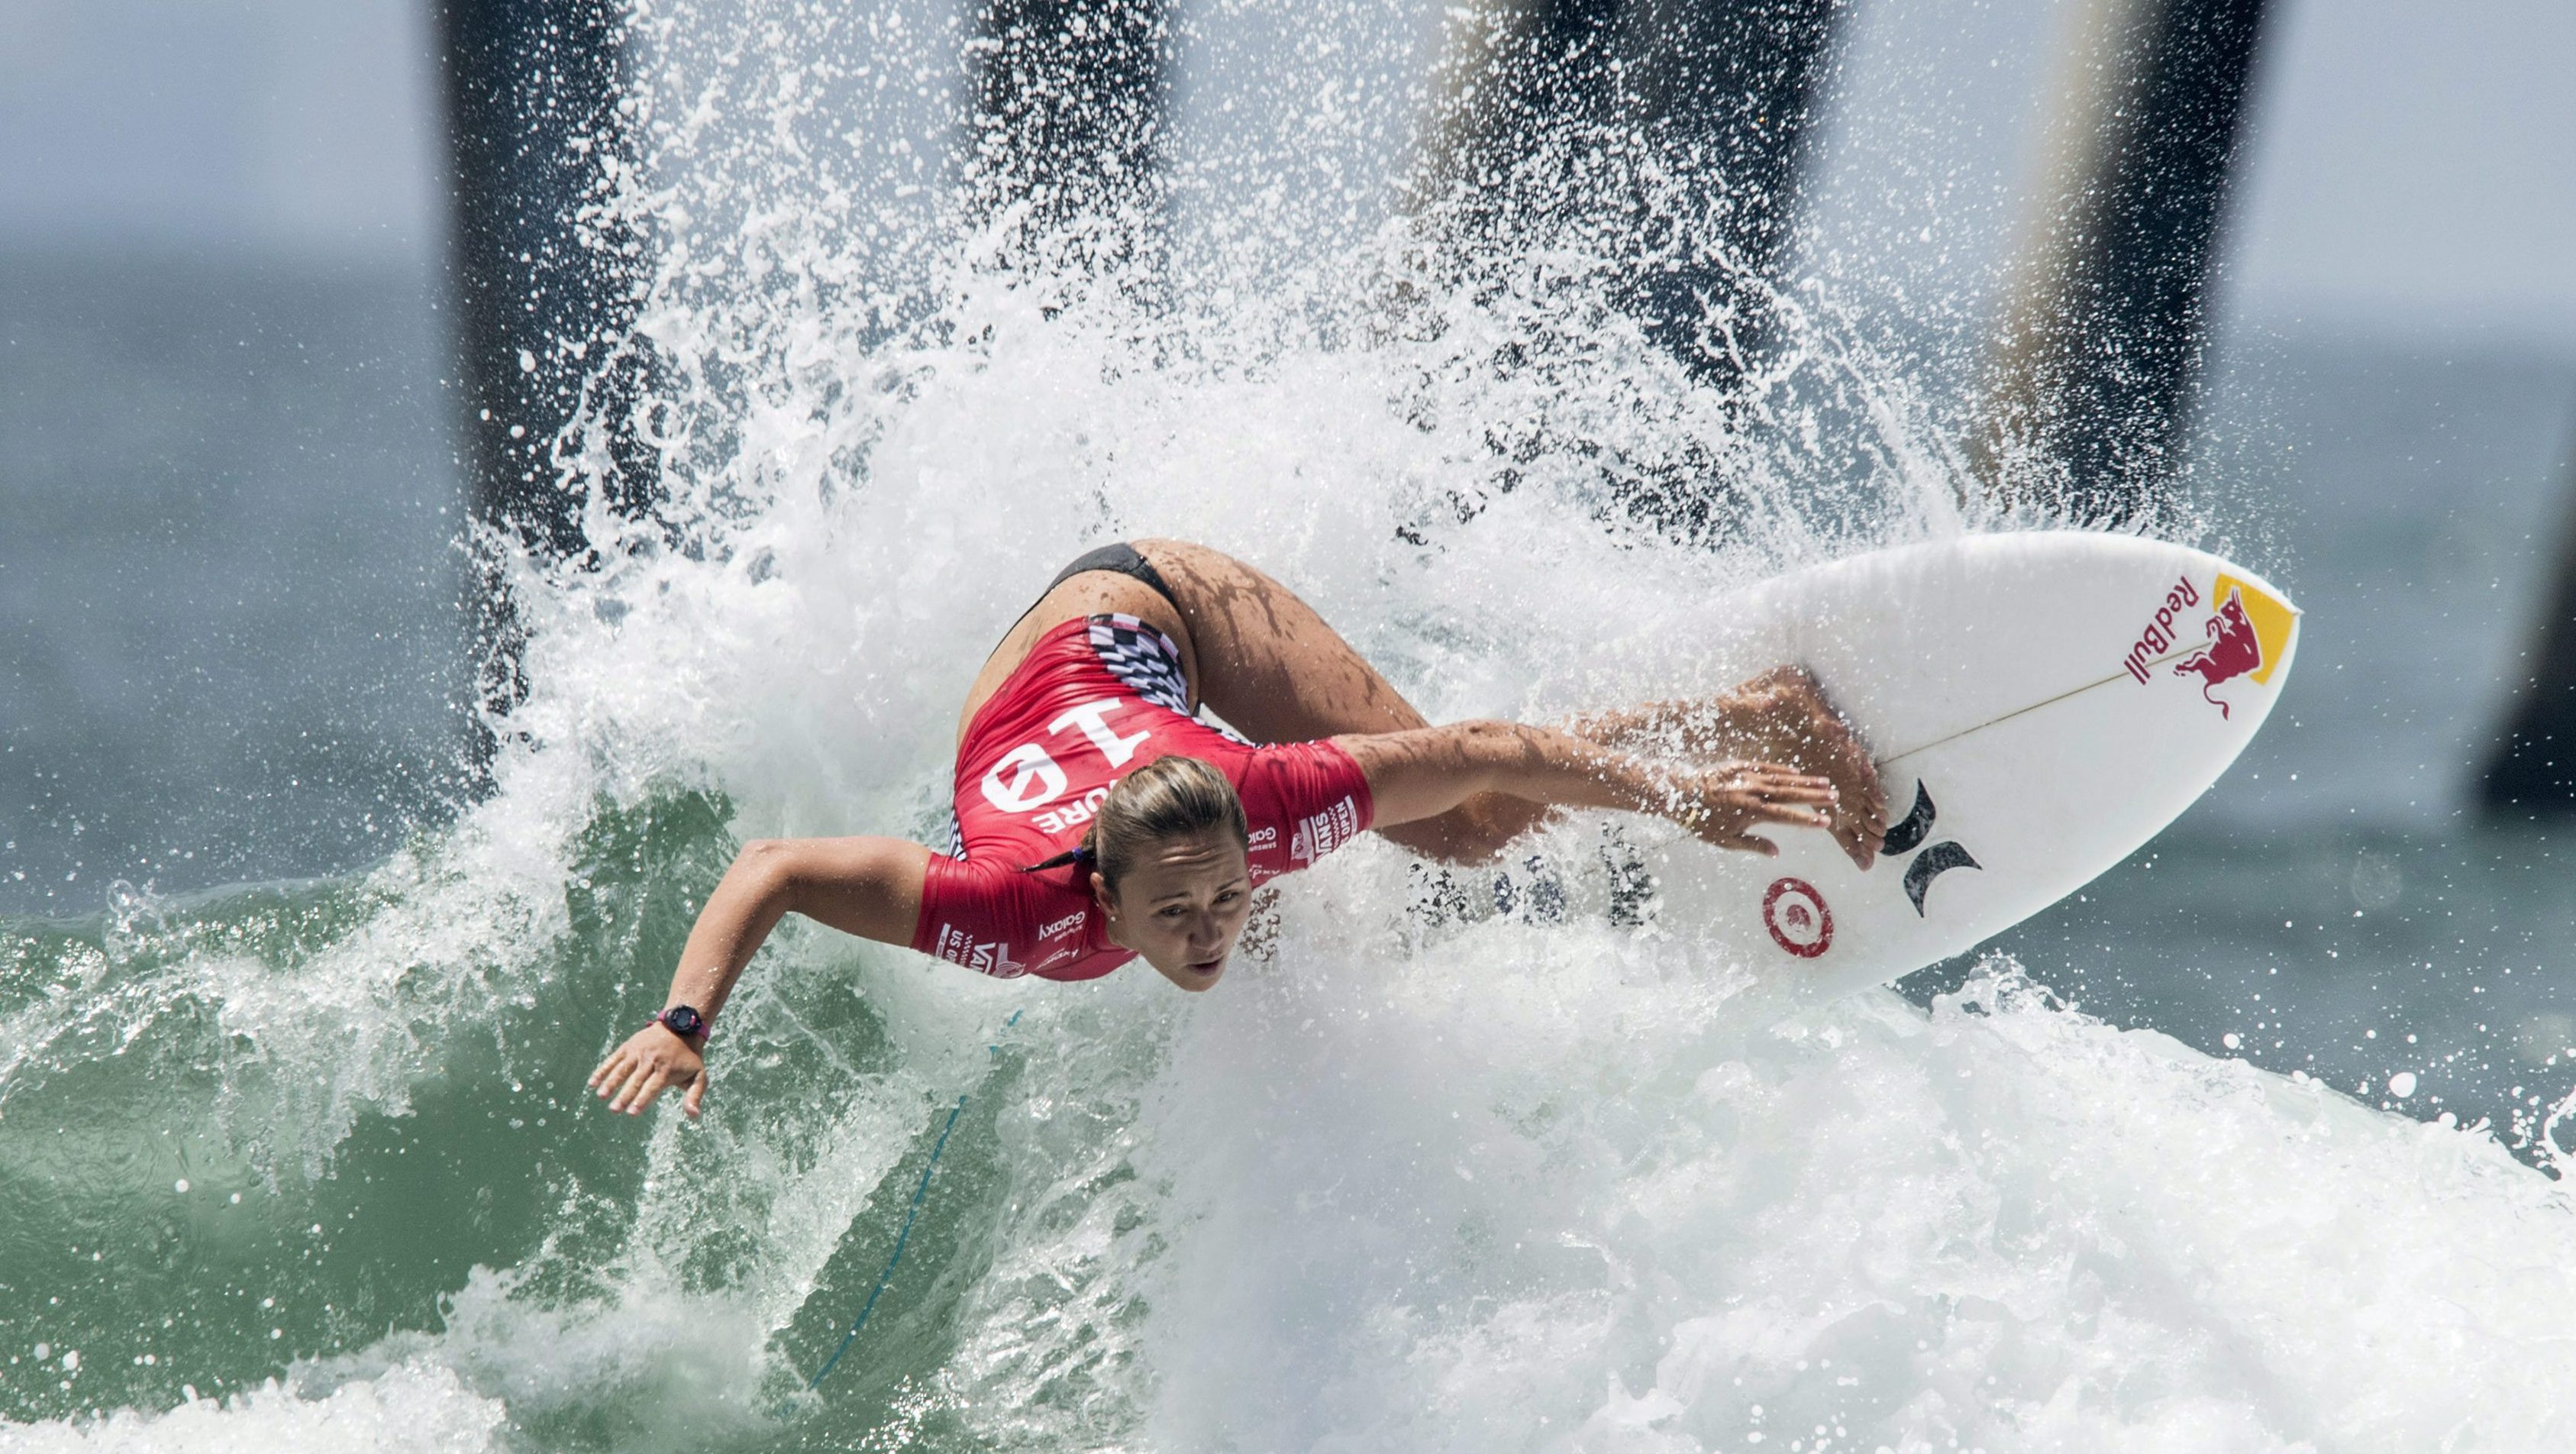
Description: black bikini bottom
1042,541,1184,619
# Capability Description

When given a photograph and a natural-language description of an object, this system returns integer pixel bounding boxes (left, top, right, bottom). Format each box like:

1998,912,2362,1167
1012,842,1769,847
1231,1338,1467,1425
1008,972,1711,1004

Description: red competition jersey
912,614,1374,981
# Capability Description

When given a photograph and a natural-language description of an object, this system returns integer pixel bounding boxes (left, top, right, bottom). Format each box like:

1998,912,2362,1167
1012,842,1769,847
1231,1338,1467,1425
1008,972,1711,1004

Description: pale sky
0,0,444,257
0,0,2568,333
2228,0,2576,333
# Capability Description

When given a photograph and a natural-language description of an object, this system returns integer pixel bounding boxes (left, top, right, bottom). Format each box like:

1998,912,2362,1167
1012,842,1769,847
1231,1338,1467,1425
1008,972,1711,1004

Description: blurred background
6,2,2576,1443
2,0,2572,1114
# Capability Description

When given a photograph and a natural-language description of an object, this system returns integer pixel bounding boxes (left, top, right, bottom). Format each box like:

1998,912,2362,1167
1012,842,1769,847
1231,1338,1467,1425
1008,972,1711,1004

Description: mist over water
7,2,2576,1449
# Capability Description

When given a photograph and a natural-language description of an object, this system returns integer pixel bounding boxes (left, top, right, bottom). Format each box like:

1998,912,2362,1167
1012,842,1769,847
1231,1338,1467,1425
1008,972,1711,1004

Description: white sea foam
0,1360,505,1454
1134,935,2576,1449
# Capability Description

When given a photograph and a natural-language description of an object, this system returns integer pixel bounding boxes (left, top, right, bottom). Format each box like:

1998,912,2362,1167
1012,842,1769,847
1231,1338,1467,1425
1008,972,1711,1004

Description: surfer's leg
1134,538,1549,864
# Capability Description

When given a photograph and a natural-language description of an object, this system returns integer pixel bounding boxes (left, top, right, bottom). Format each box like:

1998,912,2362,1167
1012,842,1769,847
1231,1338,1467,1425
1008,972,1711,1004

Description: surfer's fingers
600,1058,634,1110
1835,817,1877,871
590,1045,638,1098
603,1057,646,1112
1719,762,1835,795
1830,754,1884,861
1831,735,1880,808
1744,800,1834,829
682,1071,709,1120
1806,739,1882,866
624,1064,669,1116
1722,832,1780,858
1738,773,1837,808
616,1055,673,1115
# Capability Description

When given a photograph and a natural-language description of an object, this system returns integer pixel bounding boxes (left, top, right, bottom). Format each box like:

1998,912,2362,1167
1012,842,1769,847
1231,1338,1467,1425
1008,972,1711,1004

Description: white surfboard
1641,531,2300,1006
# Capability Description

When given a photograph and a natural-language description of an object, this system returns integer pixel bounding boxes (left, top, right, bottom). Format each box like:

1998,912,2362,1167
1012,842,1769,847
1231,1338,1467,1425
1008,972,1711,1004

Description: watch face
663,1006,705,1037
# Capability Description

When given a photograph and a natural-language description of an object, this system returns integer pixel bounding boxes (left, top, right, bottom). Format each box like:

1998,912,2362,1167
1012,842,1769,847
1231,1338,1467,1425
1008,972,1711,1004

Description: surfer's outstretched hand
1670,763,1843,857
590,1024,709,1119
1723,667,1886,869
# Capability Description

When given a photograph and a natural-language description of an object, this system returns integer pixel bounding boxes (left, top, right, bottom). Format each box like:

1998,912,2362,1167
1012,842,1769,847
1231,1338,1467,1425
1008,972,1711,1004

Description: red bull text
2122,574,2203,683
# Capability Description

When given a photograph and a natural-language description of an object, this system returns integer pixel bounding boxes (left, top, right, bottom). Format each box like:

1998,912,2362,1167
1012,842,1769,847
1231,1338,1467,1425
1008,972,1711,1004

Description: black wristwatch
655,1003,709,1044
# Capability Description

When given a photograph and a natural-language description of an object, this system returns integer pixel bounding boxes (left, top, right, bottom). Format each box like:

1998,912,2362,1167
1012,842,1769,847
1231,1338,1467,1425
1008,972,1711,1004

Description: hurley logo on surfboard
1881,780,1979,917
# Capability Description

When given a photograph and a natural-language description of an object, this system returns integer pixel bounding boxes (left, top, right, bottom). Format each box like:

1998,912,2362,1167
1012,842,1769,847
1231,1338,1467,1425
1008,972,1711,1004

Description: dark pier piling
1416,0,1848,377
2481,418,2576,812
436,0,653,557
969,0,1171,236
1971,0,2271,523
435,0,655,753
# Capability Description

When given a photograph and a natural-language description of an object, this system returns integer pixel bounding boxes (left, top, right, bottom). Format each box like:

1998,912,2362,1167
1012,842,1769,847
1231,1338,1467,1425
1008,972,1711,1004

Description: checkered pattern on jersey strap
1087,614,1192,716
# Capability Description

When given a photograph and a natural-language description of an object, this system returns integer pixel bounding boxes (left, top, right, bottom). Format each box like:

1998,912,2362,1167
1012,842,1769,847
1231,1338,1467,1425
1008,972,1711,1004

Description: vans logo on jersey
933,923,1025,979
1289,796,1360,864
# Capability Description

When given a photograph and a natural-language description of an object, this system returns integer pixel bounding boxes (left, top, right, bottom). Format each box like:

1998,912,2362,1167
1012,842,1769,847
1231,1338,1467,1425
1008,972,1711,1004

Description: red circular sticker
1762,877,1834,958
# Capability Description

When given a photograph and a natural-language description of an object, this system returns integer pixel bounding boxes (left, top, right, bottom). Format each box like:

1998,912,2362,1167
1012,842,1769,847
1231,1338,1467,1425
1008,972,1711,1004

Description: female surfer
590,538,1887,1116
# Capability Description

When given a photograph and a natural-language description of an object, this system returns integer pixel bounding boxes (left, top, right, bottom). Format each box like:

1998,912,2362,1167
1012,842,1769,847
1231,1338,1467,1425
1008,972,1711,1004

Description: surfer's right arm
589,836,932,1119
1564,665,1885,867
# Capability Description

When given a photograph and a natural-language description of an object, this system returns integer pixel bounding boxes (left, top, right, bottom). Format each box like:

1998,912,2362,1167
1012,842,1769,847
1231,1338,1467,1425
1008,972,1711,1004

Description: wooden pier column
435,0,653,559
2481,416,2576,812
436,0,655,762
968,0,1171,234
1971,0,2271,523
1416,0,1846,372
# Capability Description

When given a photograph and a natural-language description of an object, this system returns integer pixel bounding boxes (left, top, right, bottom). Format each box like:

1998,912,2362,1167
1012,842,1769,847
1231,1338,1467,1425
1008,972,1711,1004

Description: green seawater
0,788,1060,1449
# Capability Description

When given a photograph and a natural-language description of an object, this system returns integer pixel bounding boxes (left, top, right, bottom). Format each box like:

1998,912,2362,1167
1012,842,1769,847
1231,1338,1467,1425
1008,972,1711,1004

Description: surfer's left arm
1334,721,1849,861
589,835,931,1119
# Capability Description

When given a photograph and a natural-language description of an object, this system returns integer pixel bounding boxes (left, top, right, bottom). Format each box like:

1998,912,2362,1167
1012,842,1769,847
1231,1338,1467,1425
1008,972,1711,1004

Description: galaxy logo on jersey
1290,796,1361,864
933,923,1026,979
1037,911,1087,942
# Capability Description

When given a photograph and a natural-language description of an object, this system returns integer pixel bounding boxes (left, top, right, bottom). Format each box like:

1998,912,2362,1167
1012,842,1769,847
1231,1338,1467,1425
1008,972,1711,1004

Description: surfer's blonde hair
1027,755,1248,890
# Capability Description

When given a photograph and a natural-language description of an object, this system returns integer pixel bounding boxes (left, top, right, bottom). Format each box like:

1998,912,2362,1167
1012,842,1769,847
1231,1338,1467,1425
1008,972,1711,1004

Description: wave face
6,1,2576,1449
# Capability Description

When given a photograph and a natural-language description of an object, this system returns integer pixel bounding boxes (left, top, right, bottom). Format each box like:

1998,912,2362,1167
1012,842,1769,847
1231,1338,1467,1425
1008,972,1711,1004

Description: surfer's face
1095,829,1254,992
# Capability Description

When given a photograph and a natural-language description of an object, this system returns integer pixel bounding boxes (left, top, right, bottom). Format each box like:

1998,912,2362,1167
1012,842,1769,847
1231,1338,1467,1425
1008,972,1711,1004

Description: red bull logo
2174,587,2262,718
2121,570,2297,719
